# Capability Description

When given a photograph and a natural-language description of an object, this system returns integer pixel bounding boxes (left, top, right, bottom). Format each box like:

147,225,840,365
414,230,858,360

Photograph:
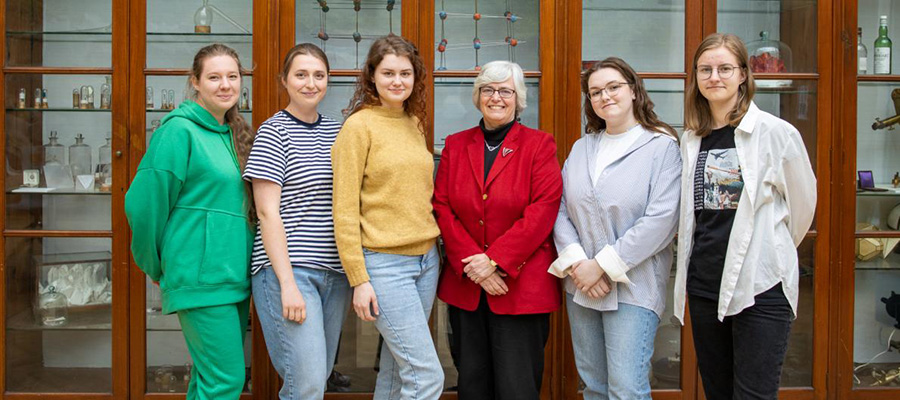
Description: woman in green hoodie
125,43,255,400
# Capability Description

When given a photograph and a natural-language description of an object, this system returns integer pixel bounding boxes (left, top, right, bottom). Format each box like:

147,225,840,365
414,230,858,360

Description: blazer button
484,244,489,249
478,219,484,226
482,193,488,200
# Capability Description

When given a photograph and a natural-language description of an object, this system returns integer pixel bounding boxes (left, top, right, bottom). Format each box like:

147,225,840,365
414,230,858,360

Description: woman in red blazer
433,60,563,400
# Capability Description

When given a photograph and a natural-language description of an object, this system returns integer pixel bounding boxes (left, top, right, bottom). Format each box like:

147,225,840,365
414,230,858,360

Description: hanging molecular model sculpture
436,0,522,71
316,1,396,67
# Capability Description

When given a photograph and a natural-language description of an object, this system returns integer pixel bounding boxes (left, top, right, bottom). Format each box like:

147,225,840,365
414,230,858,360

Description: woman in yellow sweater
331,35,443,399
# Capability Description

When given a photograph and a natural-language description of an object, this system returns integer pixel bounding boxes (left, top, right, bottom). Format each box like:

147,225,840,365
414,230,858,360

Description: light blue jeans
364,246,443,400
252,266,351,400
566,294,659,400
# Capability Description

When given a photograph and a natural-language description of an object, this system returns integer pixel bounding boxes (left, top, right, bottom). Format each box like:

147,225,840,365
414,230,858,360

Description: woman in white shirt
676,33,816,399
552,57,681,399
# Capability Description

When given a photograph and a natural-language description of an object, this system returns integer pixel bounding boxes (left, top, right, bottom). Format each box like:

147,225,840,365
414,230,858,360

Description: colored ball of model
474,65,482,71
473,39,482,50
353,0,361,11
439,11,448,20
387,0,395,11
353,32,362,42
317,30,329,41
473,13,481,21
438,44,446,52
509,38,518,46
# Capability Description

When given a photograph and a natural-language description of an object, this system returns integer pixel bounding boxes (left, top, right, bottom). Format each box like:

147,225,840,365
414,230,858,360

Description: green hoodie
125,100,251,314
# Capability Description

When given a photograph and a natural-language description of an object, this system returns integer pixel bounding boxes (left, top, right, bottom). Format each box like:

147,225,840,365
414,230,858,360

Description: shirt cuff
594,245,633,285
548,243,588,278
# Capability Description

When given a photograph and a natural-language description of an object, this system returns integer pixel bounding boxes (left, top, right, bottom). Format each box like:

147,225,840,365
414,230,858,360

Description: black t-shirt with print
687,125,788,305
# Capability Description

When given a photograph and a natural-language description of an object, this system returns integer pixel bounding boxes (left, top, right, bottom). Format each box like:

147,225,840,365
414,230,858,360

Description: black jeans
448,292,550,400
688,294,793,400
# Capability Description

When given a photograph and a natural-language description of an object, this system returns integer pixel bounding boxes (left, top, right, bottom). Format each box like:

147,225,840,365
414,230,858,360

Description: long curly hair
582,57,676,139
187,43,255,219
343,34,428,134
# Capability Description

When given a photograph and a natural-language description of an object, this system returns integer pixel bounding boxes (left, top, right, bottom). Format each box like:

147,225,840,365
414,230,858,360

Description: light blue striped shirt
552,126,681,317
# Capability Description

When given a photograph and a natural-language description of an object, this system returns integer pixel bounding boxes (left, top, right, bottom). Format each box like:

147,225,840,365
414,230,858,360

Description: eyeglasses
588,81,631,102
697,64,738,80
480,87,516,99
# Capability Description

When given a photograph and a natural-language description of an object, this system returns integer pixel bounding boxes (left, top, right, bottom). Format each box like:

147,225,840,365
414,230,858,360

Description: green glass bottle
875,15,893,74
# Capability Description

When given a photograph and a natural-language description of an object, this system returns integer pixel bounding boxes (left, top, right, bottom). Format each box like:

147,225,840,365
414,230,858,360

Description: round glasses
588,81,631,102
480,87,516,99
697,64,738,80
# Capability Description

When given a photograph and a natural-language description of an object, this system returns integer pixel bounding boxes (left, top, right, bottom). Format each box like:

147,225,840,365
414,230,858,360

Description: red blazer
433,122,562,315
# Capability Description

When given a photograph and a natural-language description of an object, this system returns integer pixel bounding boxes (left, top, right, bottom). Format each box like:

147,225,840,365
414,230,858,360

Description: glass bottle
41,89,49,109
859,27,869,74
79,86,89,109
167,90,176,109
37,286,68,326
240,87,250,110
100,83,111,109
43,131,65,166
72,88,80,108
194,0,213,33
33,88,42,108
160,90,169,110
875,15,893,75
97,135,112,190
17,88,26,109
87,86,95,109
69,133,92,178
146,86,154,109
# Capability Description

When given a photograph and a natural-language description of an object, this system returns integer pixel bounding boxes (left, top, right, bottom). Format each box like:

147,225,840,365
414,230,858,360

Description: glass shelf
7,188,112,195
5,108,111,113
6,305,111,331
146,32,252,44
857,186,900,196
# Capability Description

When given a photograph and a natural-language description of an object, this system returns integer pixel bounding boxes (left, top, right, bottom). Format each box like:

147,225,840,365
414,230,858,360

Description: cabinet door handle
115,151,123,157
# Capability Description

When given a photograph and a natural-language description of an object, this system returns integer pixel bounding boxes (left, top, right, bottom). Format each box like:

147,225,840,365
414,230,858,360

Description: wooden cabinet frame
0,0,889,398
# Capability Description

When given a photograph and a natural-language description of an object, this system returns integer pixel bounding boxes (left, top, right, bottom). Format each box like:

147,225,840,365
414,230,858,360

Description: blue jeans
252,267,351,400
566,294,659,400
364,246,443,400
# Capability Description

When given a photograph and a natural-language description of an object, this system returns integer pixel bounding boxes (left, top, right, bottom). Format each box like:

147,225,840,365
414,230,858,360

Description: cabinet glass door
3,0,119,394
853,1,900,388
141,0,254,394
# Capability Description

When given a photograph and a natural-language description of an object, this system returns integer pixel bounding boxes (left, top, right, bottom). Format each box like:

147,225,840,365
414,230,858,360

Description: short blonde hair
472,61,527,114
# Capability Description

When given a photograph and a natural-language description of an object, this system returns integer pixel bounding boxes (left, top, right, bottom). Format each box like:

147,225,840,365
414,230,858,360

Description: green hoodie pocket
199,211,251,285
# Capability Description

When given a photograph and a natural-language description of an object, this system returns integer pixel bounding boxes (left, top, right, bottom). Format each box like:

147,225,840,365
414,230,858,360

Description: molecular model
436,0,522,71
316,0,397,66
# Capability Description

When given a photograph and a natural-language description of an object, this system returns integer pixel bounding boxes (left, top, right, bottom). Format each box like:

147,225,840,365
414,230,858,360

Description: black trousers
688,294,793,400
448,293,550,400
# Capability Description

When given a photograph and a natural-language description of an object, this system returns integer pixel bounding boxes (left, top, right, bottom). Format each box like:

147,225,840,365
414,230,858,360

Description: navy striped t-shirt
243,111,343,275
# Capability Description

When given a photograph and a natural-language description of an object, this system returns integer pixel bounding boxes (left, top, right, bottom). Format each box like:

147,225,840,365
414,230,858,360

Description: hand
480,272,509,296
462,253,496,284
585,275,613,299
280,282,307,323
569,259,609,294
352,282,379,322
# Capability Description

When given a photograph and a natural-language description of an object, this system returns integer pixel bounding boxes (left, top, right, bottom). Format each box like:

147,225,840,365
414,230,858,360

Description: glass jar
37,286,68,326
69,133,92,179
194,0,213,33
97,135,112,191
100,82,111,109
43,131,66,166
747,31,793,88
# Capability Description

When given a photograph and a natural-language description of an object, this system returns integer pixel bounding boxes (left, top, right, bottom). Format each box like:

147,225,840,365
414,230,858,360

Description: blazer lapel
467,129,486,191
485,122,521,189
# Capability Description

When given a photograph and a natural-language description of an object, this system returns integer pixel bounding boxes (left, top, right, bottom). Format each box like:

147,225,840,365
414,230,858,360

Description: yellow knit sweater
331,106,439,286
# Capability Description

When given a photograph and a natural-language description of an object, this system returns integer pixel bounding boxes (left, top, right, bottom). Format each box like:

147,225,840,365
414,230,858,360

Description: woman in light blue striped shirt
551,57,681,399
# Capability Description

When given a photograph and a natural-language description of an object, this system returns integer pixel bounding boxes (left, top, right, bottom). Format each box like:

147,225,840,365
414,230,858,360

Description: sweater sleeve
124,126,189,282
331,116,371,286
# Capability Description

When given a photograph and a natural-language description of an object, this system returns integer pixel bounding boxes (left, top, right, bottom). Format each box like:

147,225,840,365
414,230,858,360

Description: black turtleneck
480,118,516,180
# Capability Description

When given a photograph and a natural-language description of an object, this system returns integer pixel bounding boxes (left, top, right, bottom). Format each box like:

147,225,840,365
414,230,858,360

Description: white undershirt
592,124,644,186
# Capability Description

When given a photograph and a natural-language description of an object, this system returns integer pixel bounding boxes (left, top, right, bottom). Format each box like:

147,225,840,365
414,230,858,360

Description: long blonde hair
685,33,756,137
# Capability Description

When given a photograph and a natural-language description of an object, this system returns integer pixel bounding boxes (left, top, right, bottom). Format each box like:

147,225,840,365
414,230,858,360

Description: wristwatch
489,259,498,268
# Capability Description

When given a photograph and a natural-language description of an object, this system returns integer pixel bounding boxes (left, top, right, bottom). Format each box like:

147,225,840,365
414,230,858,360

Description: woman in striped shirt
551,57,682,399
243,43,350,400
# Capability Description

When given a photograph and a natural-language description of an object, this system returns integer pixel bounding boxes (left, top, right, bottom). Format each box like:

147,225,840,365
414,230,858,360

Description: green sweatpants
176,298,250,400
